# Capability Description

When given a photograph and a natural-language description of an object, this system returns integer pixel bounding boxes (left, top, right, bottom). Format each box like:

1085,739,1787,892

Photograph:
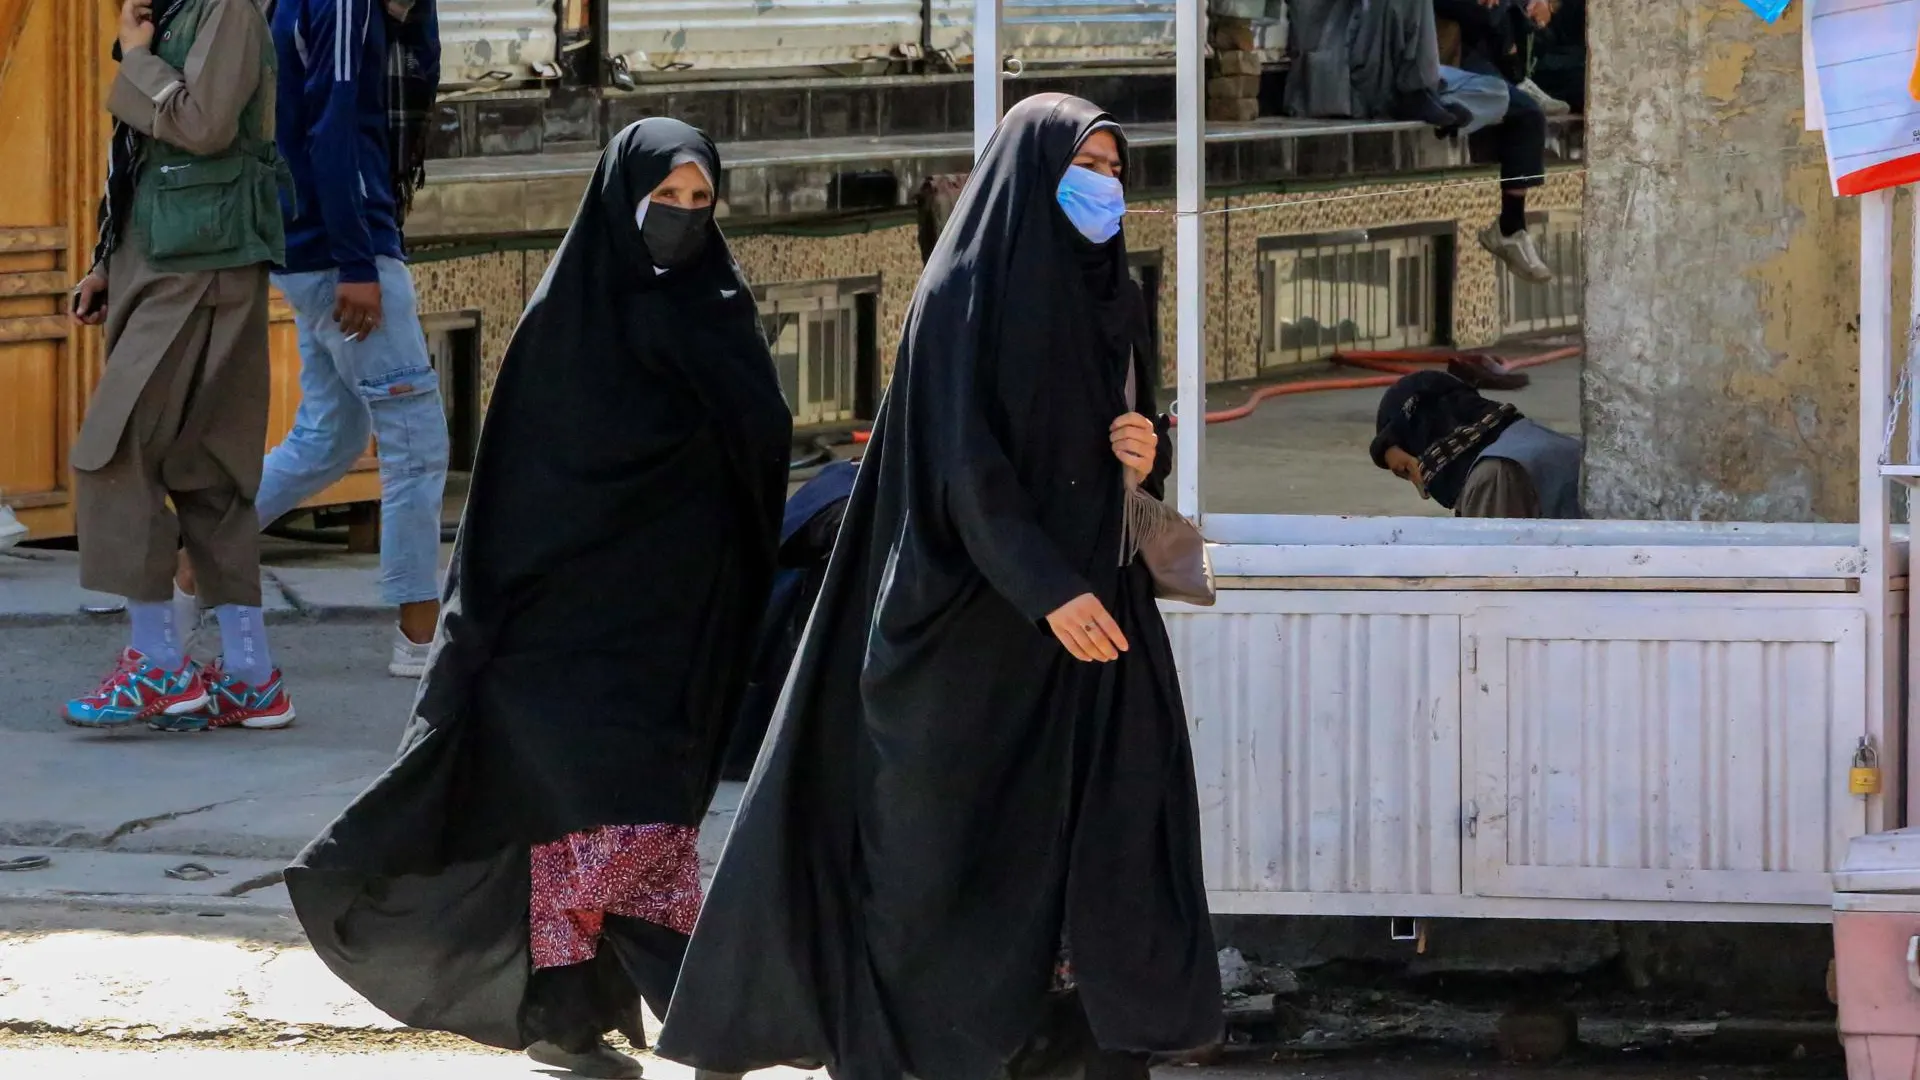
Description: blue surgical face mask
1056,165,1126,244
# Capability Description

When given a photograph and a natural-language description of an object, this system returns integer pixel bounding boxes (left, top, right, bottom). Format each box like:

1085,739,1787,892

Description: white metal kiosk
973,0,1909,924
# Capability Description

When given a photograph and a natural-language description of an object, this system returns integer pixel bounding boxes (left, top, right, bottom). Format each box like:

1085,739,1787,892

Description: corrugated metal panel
605,0,922,74
1469,606,1868,907
439,0,559,84
927,0,1177,63
1167,609,1462,899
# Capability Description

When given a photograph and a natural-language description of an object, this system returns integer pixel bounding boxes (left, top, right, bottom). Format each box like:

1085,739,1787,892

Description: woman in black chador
658,93,1222,1080
283,118,792,1079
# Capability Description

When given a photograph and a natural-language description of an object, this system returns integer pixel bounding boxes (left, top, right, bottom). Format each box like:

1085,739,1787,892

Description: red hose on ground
840,346,1581,441
1175,345,1582,425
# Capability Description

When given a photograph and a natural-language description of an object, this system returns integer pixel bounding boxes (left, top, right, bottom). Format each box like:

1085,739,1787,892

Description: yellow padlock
1851,737,1883,797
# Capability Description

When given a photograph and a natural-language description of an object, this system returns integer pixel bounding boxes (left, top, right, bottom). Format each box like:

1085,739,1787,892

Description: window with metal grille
1498,212,1584,336
422,311,482,472
757,277,880,428
1258,225,1449,369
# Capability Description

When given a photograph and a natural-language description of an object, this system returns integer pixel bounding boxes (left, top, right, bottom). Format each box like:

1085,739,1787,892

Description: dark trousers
1531,60,1585,114
1463,58,1547,190
523,915,688,1051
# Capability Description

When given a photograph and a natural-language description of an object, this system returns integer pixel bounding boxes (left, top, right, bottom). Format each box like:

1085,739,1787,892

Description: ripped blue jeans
258,256,449,607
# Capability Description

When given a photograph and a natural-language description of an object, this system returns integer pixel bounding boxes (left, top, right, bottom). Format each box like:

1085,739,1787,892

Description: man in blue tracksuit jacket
191,0,450,678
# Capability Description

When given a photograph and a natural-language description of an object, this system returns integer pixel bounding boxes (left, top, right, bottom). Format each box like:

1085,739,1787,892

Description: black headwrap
1060,124,1147,377
93,0,193,271
286,119,793,1051
1369,370,1521,509
446,117,792,641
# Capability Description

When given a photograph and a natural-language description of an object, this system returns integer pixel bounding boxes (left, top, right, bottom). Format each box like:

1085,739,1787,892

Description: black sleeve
903,302,1091,623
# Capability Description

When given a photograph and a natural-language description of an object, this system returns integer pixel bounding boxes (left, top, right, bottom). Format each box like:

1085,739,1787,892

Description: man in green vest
64,0,297,732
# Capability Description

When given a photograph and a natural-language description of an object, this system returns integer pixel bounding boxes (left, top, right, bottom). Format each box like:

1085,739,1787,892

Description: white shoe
1479,225,1555,284
1517,77,1571,117
389,627,432,679
0,504,25,551
172,585,203,656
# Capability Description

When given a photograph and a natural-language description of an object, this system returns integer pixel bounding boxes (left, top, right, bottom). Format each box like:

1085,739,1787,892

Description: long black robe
657,93,1221,1080
283,119,792,1051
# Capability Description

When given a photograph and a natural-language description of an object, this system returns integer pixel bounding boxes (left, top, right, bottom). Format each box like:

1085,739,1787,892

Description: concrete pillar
1583,1,1870,522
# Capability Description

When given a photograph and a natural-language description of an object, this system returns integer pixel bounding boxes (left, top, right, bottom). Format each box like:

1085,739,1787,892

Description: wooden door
0,0,379,542
0,0,100,540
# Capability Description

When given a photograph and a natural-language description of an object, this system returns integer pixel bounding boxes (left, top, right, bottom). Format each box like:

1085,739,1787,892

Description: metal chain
1883,317,1920,465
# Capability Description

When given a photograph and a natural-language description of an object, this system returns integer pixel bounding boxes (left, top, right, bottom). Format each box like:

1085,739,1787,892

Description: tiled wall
417,168,1587,409
410,250,553,407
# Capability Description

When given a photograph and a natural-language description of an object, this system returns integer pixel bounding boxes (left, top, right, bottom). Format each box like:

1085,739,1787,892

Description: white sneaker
1479,225,1555,284
0,504,25,551
1517,77,1571,117
389,627,432,679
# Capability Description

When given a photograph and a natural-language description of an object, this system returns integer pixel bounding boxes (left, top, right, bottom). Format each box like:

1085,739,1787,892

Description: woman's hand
1111,412,1157,487
1045,593,1129,663
1525,0,1553,26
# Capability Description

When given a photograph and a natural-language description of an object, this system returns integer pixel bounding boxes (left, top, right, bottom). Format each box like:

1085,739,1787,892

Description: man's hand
118,0,155,53
1045,593,1129,663
71,272,108,327
334,281,384,342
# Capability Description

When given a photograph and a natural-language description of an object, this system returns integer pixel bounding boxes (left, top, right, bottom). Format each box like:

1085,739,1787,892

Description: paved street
0,615,414,867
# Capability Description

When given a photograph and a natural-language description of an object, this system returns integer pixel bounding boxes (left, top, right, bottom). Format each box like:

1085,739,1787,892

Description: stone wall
415,169,1586,411
1584,0,1863,522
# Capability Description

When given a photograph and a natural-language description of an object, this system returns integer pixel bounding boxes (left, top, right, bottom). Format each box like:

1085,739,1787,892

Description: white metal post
1859,189,1896,832
1172,0,1205,519
1908,194,1920,468
972,0,1003,160
1907,191,1920,832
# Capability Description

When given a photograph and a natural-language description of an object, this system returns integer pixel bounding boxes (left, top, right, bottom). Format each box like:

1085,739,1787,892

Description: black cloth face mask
642,202,713,270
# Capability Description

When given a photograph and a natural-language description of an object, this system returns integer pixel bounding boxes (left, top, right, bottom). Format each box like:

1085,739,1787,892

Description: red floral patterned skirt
529,823,703,970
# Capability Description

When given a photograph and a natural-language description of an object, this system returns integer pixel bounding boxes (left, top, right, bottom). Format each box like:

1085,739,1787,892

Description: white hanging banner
1809,0,1920,194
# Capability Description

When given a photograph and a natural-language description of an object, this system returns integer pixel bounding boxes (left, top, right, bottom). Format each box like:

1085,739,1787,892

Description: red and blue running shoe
64,649,210,729
150,661,296,732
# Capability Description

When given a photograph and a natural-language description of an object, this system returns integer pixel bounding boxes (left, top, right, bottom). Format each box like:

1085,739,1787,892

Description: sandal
164,862,224,882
